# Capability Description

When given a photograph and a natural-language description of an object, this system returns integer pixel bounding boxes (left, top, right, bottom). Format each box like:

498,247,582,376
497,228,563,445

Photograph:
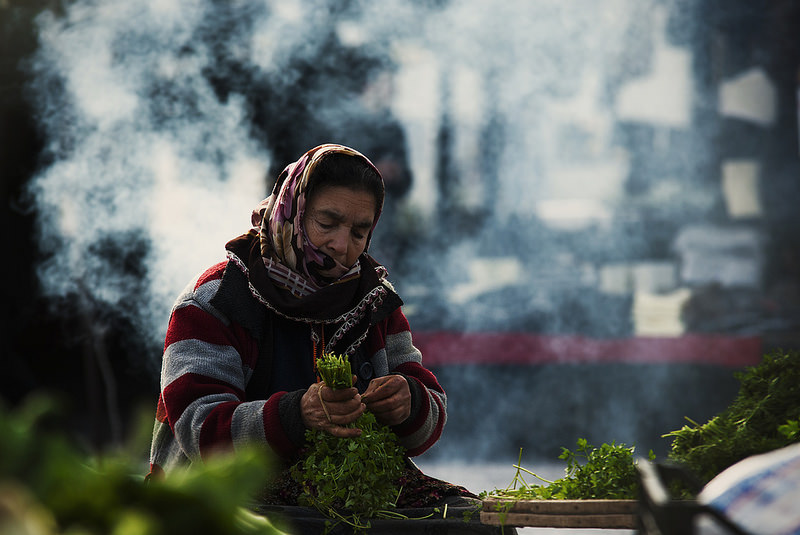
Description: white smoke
28,1,276,349
26,0,692,359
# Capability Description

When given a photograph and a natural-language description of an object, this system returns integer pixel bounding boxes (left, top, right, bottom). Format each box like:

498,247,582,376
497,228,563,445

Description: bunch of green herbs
292,353,406,533
664,349,800,488
316,352,353,390
484,439,652,501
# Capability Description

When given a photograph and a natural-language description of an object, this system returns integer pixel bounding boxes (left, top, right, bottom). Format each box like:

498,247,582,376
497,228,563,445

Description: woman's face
303,186,377,268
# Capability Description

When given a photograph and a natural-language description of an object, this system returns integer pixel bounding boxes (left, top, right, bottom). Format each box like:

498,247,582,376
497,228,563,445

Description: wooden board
480,499,637,529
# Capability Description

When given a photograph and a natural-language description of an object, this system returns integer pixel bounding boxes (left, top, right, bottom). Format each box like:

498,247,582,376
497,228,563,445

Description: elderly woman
147,144,473,508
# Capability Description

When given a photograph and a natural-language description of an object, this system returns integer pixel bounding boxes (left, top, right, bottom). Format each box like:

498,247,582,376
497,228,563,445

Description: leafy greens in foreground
0,395,285,535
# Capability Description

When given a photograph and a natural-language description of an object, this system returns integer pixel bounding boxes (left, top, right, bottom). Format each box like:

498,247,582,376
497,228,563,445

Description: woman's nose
327,229,349,257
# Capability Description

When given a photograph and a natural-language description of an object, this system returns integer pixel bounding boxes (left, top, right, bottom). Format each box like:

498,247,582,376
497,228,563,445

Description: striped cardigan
148,260,447,477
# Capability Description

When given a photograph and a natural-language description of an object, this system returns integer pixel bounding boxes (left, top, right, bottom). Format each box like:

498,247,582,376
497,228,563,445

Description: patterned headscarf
224,144,395,354
250,143,383,296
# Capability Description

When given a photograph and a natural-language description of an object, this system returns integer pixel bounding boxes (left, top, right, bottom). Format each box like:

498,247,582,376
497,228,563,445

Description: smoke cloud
26,0,767,460
26,0,683,354
27,0,276,350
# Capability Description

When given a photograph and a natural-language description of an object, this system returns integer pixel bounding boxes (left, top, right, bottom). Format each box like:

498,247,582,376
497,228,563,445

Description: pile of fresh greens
0,395,285,535
292,353,406,533
484,439,653,501
664,349,800,487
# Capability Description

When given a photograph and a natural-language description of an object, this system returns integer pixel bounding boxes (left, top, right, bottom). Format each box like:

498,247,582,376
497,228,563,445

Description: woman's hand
301,379,365,438
362,375,411,426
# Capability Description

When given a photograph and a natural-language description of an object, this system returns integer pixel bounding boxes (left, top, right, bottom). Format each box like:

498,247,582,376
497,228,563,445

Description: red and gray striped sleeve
376,308,447,457
155,263,299,466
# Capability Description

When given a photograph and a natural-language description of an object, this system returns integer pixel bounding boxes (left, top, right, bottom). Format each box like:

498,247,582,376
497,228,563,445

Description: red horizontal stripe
195,262,226,290
386,308,411,335
166,305,230,349
165,303,258,369
162,373,245,431
414,332,762,367
394,361,444,395
199,401,237,458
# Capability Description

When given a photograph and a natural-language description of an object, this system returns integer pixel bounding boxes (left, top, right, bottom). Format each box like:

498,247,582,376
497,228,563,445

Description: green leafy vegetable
484,439,653,501
316,352,354,390
293,353,406,533
292,412,406,532
779,419,800,441
0,395,285,535
664,349,800,488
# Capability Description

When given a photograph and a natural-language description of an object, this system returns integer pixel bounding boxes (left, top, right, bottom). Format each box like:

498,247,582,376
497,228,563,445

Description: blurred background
2,0,799,476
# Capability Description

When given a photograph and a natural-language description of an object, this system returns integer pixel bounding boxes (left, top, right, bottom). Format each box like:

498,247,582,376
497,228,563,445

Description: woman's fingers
363,375,411,426
320,386,363,417
320,385,360,403
362,375,402,402
302,376,413,435
301,383,365,436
